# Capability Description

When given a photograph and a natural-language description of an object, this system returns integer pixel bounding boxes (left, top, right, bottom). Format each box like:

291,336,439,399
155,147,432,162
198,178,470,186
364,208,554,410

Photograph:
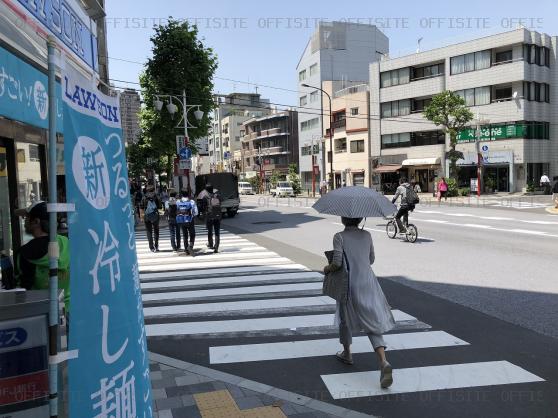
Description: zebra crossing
137,224,544,403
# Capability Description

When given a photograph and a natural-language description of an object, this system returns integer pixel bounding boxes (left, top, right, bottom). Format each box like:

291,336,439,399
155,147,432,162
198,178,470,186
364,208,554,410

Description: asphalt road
140,197,558,418
233,195,558,340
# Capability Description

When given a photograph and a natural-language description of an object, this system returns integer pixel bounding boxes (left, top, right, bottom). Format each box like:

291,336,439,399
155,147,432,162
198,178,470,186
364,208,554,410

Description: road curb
149,351,378,418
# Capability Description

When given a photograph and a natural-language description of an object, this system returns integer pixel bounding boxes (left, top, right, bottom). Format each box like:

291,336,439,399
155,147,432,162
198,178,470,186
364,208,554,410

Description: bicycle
385,213,418,243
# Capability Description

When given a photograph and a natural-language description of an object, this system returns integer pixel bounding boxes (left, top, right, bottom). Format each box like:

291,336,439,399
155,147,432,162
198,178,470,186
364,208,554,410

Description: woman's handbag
323,249,350,303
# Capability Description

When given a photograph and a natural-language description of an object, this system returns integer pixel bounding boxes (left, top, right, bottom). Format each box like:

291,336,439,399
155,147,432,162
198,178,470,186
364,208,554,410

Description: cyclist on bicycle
391,177,413,233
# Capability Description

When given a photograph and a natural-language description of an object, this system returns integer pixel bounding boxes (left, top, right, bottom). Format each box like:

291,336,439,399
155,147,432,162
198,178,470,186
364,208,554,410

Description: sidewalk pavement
149,352,375,418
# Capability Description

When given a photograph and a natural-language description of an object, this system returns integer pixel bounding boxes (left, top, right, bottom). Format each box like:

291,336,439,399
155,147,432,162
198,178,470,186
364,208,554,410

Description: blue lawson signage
0,46,63,132
16,0,98,72
63,66,152,417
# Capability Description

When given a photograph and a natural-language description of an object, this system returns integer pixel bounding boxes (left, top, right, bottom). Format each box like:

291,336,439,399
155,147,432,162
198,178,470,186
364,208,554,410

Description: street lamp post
153,89,204,194
301,83,334,190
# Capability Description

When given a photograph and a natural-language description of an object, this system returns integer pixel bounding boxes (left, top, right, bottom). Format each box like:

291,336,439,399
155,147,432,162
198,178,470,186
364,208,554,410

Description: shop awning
374,164,402,173
402,157,441,166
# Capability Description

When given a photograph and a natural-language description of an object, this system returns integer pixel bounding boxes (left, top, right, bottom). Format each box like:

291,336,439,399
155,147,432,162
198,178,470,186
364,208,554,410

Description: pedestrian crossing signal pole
475,113,490,198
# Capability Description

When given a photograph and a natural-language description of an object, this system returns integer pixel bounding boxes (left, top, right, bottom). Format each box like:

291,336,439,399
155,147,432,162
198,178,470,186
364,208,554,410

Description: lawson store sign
15,0,99,72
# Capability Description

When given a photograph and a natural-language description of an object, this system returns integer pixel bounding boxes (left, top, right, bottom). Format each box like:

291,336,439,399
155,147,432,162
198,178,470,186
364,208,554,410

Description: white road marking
421,219,449,224
321,361,544,399
144,296,334,318
509,229,547,235
462,223,492,229
142,282,323,302
145,310,416,337
141,271,322,290
139,257,296,272
138,251,280,266
140,264,310,281
209,331,468,364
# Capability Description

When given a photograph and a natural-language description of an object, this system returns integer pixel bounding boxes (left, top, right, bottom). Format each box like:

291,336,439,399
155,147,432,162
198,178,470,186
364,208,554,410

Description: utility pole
475,113,490,198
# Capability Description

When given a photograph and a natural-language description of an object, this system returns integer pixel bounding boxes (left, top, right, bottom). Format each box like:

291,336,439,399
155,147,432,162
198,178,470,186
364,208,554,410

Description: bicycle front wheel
406,224,418,243
386,221,397,239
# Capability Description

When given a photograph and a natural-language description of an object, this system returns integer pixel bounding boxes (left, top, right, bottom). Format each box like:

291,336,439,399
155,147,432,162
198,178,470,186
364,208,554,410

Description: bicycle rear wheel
386,221,397,239
406,224,418,243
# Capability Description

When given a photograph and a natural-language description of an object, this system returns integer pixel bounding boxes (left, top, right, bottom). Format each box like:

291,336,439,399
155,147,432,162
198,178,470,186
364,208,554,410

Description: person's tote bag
323,249,349,303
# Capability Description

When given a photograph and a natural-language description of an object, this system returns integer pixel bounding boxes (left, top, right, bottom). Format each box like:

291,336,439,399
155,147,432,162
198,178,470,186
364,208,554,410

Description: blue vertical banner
63,66,152,417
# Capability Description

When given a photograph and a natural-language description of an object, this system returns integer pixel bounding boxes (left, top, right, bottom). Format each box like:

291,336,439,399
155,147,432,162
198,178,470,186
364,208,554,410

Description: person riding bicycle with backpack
391,177,419,234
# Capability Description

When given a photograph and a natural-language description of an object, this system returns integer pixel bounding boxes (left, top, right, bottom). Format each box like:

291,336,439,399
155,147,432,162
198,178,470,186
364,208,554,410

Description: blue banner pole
47,36,60,418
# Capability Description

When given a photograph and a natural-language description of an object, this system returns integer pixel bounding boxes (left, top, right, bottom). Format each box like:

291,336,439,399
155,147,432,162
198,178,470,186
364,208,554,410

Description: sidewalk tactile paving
194,390,238,411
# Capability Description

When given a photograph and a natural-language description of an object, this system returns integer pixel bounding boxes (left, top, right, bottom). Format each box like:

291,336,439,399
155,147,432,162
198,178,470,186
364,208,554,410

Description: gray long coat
332,226,396,335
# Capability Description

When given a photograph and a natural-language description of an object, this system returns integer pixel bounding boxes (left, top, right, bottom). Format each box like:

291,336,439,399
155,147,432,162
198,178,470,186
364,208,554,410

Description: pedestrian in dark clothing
142,184,161,252
177,189,198,256
165,189,181,251
199,183,222,253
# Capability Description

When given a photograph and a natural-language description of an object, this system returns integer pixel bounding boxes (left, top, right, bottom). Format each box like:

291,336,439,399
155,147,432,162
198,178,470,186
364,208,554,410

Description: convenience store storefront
0,43,64,272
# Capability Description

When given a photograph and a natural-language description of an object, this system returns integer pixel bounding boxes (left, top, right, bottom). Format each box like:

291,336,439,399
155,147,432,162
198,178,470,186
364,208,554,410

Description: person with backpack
176,189,198,256
165,189,181,251
142,184,161,252
200,184,223,253
391,177,419,233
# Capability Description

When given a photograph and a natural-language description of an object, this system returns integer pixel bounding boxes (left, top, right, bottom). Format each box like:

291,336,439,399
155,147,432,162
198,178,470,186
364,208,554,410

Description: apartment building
209,93,271,172
370,28,557,193
297,21,388,190
119,88,141,146
321,81,371,188
242,110,299,182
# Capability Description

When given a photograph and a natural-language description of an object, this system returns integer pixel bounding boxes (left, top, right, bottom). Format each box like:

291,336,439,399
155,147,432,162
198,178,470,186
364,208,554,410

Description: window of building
380,67,410,87
381,99,411,118
334,138,347,153
411,97,432,113
412,63,444,80
523,44,551,67
524,82,551,103
380,132,411,149
350,107,359,116
309,63,318,76
298,69,306,81
494,50,513,64
493,85,513,102
310,90,319,102
301,117,319,131
300,95,307,106
455,87,490,106
451,49,490,74
381,130,445,149
350,140,365,153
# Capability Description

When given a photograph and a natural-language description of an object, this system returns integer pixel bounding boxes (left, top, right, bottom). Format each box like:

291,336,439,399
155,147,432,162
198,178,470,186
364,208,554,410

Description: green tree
139,18,218,182
424,91,474,179
288,164,301,195
269,170,281,189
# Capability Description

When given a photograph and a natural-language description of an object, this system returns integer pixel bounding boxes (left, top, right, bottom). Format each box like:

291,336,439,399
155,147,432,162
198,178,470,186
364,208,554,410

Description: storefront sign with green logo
457,124,527,142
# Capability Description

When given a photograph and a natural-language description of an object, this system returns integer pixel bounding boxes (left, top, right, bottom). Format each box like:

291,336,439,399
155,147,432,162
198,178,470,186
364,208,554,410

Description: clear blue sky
106,0,556,106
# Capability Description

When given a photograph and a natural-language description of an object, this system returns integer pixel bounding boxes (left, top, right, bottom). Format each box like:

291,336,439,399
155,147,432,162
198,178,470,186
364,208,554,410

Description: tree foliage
288,163,302,195
139,18,218,179
424,90,474,179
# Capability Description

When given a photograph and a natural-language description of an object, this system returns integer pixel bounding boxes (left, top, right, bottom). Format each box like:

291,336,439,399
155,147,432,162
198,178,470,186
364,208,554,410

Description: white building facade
370,28,557,193
297,21,388,190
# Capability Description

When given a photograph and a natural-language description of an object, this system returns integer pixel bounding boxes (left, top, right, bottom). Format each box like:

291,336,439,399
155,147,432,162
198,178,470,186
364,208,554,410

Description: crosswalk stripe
141,271,323,290
138,251,280,266
209,331,469,364
144,296,335,318
145,310,417,337
140,264,310,281
321,361,545,399
138,257,296,272
142,282,323,302
136,246,266,257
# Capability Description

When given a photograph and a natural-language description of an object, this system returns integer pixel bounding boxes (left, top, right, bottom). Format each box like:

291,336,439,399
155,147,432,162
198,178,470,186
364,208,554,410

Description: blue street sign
179,147,191,159
482,145,489,152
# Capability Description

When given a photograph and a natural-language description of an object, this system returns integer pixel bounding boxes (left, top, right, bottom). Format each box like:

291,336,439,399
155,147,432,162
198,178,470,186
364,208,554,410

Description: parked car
238,181,254,195
271,181,295,197
195,173,240,217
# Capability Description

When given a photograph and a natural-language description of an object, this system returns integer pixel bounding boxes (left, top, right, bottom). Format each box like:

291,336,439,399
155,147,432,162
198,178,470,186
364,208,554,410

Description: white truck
271,181,295,198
